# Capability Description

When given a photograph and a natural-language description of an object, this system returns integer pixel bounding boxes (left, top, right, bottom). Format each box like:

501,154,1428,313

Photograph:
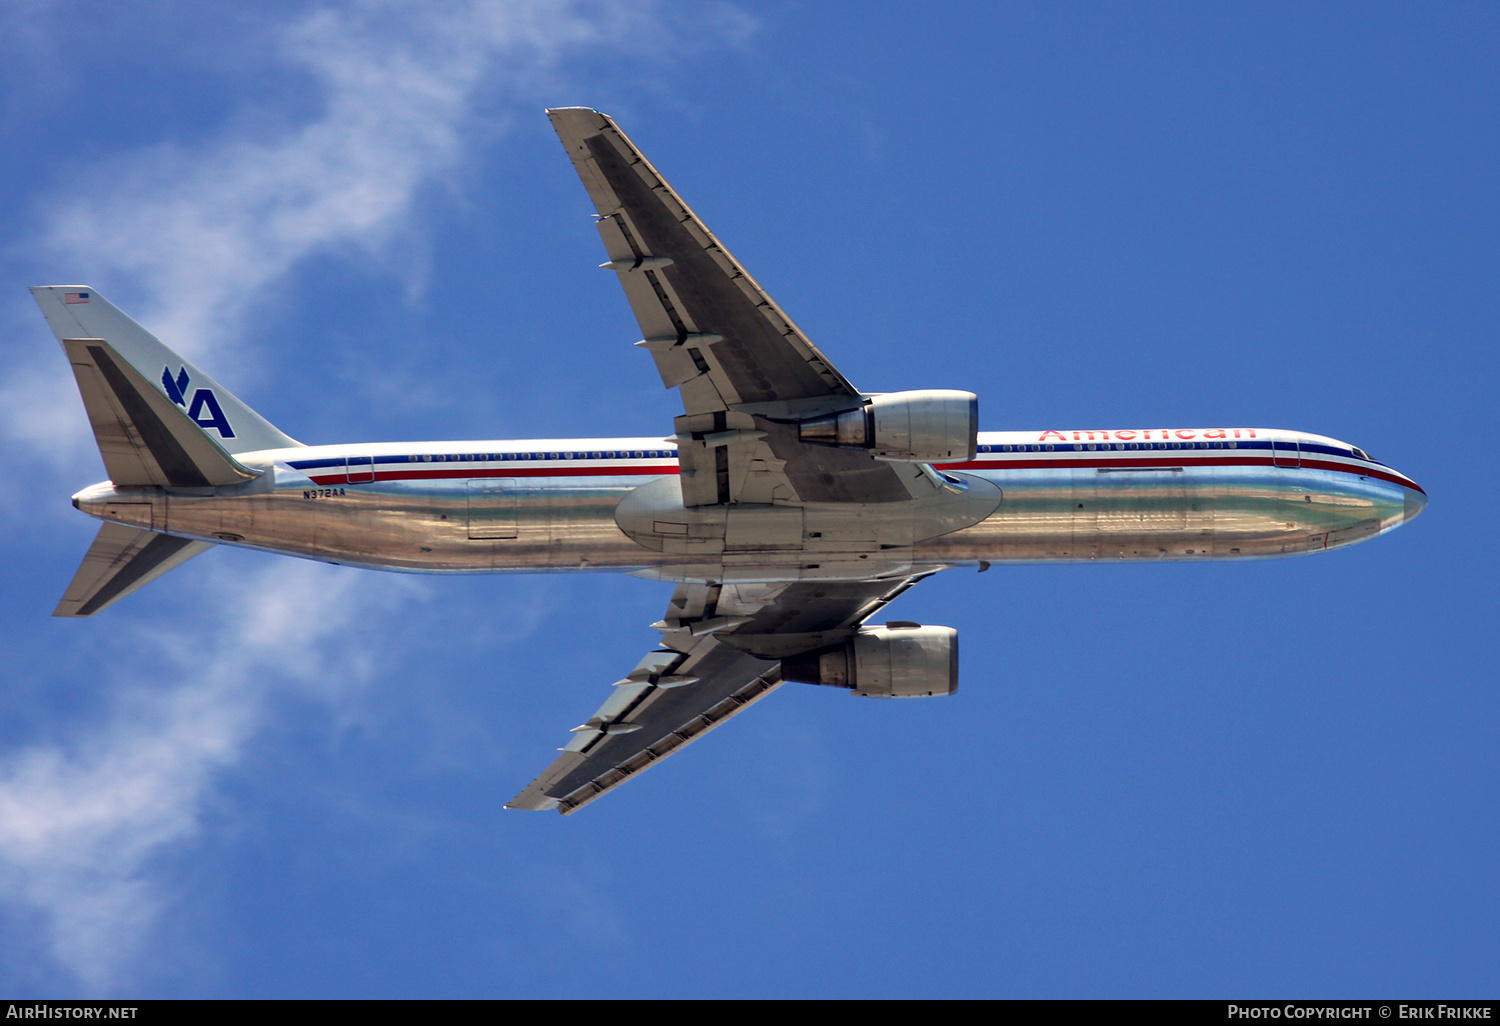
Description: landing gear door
1271,439,1300,468
468,479,518,539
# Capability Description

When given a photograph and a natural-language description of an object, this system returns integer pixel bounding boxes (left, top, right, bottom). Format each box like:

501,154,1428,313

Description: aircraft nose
1403,485,1427,523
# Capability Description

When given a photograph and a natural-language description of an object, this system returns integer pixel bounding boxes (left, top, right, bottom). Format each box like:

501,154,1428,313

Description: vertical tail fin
32,286,301,456
59,337,263,487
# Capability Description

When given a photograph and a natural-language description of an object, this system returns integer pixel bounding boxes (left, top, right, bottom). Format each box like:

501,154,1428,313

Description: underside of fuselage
73,429,1425,584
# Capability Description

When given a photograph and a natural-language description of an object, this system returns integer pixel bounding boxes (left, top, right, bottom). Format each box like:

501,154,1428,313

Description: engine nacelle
798,390,978,462
782,624,959,698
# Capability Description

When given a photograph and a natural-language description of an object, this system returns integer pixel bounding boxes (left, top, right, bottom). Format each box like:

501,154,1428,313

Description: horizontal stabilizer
55,522,213,618
61,338,260,487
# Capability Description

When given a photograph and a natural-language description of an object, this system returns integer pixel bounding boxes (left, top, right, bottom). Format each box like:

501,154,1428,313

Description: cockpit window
1352,447,1373,461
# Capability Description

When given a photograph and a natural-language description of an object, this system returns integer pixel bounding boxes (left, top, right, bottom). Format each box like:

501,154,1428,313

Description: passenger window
1228,441,1237,449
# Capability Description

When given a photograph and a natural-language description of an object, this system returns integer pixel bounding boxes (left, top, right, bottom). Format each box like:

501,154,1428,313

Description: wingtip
504,795,562,812
545,107,613,134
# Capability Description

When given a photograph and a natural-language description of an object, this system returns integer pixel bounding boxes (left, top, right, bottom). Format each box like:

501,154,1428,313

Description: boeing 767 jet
37,108,1426,813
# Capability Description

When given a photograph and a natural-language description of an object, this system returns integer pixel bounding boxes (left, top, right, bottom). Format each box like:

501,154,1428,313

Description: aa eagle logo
161,366,235,438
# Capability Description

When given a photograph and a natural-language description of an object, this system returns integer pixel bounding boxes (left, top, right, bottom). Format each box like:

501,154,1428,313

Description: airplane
36,107,1426,814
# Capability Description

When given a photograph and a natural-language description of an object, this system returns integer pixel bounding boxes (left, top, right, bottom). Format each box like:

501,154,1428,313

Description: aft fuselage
73,427,1425,582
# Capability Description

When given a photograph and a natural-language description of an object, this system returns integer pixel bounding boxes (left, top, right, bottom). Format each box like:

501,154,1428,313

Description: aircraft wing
506,574,932,814
547,107,935,506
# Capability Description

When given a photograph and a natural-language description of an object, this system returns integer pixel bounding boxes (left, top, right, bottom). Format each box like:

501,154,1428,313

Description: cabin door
1271,439,1300,468
346,455,374,483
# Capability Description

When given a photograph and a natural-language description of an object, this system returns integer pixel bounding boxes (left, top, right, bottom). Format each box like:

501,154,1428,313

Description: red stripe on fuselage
305,464,679,486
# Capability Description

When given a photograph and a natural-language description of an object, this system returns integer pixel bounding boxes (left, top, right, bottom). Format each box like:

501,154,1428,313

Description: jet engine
798,390,978,462
782,624,958,698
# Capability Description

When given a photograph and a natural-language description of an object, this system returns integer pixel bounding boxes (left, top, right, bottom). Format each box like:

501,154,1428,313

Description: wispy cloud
4,0,752,471
0,0,751,990
0,560,408,990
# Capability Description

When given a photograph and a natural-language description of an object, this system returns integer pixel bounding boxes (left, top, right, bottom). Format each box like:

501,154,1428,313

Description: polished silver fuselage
73,428,1426,582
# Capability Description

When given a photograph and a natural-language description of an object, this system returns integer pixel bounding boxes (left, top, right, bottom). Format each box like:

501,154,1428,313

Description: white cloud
0,560,408,990
4,0,751,469
41,0,673,355
0,0,752,990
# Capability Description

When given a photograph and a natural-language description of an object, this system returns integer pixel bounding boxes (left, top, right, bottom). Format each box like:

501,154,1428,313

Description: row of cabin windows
979,441,1242,453
405,450,674,463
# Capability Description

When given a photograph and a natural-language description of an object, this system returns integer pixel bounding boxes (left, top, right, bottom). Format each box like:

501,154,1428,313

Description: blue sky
0,0,1495,998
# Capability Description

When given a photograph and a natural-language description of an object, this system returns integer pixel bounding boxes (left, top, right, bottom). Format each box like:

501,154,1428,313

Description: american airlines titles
1037,429,1258,442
